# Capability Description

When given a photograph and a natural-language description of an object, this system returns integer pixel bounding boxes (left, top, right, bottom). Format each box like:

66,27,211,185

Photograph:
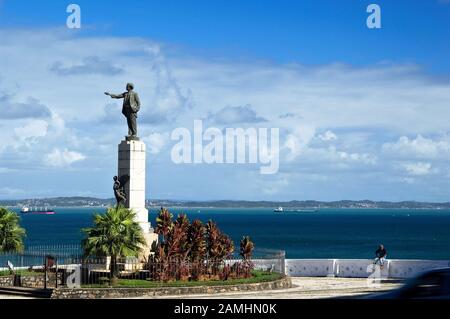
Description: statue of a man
105,83,141,139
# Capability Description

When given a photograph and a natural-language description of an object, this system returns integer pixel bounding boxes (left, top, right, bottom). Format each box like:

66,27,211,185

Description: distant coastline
1,196,450,209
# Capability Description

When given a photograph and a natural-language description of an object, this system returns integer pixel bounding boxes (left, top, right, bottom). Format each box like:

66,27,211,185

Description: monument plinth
118,139,158,259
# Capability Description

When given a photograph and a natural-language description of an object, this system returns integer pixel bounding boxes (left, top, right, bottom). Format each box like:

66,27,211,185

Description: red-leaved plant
149,207,253,282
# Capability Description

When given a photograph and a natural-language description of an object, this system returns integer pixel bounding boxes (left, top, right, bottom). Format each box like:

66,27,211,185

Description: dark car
369,268,450,299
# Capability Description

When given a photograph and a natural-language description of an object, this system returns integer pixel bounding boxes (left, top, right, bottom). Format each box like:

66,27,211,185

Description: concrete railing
285,259,450,278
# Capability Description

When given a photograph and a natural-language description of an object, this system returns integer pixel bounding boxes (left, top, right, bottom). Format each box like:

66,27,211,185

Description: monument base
118,139,158,262
140,232,159,261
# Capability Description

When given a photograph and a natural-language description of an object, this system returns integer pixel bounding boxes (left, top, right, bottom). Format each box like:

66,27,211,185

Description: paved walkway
0,277,403,299
135,277,403,299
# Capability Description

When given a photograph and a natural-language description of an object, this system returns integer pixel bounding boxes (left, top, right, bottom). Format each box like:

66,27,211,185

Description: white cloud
1,27,450,200
143,133,168,154
382,134,450,159
44,148,86,167
282,127,375,166
145,46,194,123
283,125,316,161
402,162,434,176
302,146,377,166
14,120,48,141
207,105,267,124
262,176,289,195
49,56,124,76
318,130,337,141
0,95,51,119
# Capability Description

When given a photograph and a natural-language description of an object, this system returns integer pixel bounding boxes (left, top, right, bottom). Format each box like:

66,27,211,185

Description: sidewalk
135,277,403,299
0,277,403,299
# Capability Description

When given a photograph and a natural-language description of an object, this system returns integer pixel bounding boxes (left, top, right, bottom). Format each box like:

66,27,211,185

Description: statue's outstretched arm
104,92,125,99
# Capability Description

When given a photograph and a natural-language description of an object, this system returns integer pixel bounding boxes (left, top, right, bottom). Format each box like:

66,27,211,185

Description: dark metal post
44,256,47,290
55,257,58,289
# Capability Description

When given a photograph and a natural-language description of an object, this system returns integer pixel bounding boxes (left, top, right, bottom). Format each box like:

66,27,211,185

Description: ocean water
12,207,450,260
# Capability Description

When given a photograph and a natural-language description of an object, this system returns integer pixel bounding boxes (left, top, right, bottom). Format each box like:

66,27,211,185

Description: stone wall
51,276,292,299
20,273,62,288
0,275,14,287
286,259,450,278
0,273,63,288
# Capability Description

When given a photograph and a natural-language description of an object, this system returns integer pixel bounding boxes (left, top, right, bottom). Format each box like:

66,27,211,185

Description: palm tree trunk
110,255,119,285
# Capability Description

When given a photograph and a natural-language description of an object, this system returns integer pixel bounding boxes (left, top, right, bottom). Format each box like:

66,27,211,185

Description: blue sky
1,0,450,201
2,0,450,70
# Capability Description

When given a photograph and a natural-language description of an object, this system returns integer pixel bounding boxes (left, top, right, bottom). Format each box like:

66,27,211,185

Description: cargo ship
20,206,55,215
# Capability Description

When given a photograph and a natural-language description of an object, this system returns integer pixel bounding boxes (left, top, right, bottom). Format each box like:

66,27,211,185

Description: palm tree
82,206,146,282
0,207,26,252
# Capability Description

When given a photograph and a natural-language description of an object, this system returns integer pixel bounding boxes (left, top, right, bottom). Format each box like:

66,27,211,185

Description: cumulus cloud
318,130,337,141
382,134,450,159
283,125,316,161
14,120,48,141
301,146,377,166
44,148,86,167
49,56,124,76
402,162,434,176
278,113,298,119
282,126,375,168
145,46,194,123
262,176,289,195
207,105,267,125
143,132,168,154
1,27,450,200
1,95,51,119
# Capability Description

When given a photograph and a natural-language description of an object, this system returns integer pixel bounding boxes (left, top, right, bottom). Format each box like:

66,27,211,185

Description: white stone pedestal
118,139,158,259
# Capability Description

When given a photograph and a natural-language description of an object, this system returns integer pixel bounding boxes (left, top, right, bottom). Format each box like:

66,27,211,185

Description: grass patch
82,270,283,288
0,269,41,277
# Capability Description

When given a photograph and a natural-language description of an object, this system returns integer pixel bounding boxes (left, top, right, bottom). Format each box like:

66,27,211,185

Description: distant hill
1,197,450,209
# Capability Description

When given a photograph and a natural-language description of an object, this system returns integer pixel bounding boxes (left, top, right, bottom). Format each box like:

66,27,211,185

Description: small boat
274,206,283,213
21,206,55,215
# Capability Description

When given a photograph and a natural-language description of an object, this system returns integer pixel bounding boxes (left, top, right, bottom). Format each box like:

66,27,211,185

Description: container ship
20,206,55,215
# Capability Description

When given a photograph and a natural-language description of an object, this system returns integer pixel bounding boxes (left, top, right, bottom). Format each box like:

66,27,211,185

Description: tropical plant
0,207,26,252
239,236,254,260
206,220,234,261
155,207,173,240
205,220,234,276
188,220,206,261
149,208,254,282
81,206,146,282
238,236,255,278
188,220,207,280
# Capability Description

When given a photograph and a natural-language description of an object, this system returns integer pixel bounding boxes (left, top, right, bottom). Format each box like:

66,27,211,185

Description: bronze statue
105,83,141,140
113,175,128,207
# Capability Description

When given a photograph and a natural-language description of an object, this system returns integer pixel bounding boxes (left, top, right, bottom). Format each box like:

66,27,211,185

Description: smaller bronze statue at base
113,175,127,208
